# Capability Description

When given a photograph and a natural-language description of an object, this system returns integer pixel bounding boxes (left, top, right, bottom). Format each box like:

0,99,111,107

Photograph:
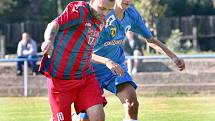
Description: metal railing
0,54,215,96
125,54,215,74
0,58,41,97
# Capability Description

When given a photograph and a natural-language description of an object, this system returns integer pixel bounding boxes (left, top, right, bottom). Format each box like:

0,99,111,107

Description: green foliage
166,29,182,52
160,0,215,16
0,0,15,14
0,0,53,22
166,29,194,53
134,0,166,25
0,0,88,23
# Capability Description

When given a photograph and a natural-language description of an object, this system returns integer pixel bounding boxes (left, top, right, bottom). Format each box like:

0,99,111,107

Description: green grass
1,96,215,121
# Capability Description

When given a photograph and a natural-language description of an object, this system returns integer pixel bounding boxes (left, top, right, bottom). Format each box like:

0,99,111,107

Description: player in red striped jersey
39,0,115,121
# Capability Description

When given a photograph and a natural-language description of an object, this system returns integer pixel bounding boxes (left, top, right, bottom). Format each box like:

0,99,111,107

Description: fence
0,21,48,53
156,16,215,51
0,16,215,53
0,35,5,58
126,54,215,74
1,54,215,96
0,58,40,96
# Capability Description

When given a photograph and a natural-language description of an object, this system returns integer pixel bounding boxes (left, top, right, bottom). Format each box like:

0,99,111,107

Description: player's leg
47,77,78,121
74,74,106,121
108,64,139,120
116,83,139,121
86,104,105,121
48,92,72,121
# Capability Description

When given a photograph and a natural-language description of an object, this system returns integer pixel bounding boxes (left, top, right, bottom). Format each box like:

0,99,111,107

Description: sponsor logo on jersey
104,40,124,46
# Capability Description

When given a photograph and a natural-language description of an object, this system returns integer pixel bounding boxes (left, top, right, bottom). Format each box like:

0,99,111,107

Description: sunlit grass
0,96,215,121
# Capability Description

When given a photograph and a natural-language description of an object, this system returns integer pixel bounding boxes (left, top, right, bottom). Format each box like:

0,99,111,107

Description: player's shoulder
105,10,115,20
66,1,90,18
125,5,140,17
66,1,89,11
67,1,87,7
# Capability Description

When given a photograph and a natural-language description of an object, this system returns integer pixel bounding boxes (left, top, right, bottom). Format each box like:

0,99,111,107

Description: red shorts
47,73,106,121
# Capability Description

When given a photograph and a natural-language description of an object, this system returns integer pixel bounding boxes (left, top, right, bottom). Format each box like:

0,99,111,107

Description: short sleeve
54,2,82,29
130,7,153,40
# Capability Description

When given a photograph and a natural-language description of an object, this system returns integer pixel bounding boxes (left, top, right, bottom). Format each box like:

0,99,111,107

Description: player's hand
105,59,124,76
41,40,53,58
172,57,185,71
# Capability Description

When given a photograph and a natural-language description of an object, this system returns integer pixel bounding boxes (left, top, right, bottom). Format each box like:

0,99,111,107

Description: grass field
0,96,215,121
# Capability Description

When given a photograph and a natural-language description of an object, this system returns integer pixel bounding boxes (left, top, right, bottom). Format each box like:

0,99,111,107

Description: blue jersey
92,5,153,74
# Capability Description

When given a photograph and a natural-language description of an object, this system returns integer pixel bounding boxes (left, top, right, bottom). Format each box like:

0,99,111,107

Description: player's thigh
48,90,73,121
116,83,137,104
47,78,78,121
74,74,106,114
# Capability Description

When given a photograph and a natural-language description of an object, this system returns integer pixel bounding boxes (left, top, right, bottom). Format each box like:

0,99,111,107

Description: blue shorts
96,63,137,94
80,64,137,119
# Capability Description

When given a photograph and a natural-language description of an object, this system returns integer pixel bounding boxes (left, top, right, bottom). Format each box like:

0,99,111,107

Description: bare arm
147,38,178,59
44,21,59,43
92,53,124,76
41,21,59,57
147,38,185,71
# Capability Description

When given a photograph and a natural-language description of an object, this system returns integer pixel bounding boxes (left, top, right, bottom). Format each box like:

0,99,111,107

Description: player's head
90,0,115,20
115,0,133,10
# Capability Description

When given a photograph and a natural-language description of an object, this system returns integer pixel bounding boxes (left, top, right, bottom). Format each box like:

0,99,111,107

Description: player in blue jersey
79,0,185,121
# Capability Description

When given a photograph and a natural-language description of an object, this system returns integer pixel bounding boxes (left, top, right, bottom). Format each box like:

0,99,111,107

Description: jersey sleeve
54,2,82,29
130,6,153,40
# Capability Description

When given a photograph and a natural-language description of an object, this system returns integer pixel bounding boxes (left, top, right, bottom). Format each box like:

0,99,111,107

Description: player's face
93,0,115,20
116,0,133,10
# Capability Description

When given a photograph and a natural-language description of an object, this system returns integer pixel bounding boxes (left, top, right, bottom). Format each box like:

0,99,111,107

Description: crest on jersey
110,26,117,37
125,25,131,33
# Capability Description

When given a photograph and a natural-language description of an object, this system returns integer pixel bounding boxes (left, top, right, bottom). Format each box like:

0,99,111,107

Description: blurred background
0,0,215,121
1,0,215,54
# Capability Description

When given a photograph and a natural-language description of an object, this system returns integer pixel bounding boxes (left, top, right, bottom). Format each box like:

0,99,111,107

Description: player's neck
114,5,125,20
89,4,101,21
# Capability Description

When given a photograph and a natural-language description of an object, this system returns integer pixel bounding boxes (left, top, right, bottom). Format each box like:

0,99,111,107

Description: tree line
0,0,214,23
0,0,86,23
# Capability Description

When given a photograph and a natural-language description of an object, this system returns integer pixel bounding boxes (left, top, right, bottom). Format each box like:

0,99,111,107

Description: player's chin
123,3,129,8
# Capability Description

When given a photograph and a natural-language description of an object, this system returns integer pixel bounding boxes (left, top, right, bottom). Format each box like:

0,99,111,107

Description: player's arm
92,53,124,76
41,21,59,58
131,7,185,71
41,3,81,58
146,38,185,71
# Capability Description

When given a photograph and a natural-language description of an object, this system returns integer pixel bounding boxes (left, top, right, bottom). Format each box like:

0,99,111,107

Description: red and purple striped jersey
39,1,105,80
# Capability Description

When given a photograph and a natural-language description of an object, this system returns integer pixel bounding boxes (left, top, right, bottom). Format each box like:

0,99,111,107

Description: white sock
123,119,138,121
